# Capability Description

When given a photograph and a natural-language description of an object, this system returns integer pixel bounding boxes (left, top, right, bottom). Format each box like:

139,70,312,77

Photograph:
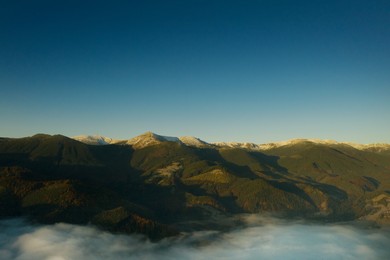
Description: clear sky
1,0,389,144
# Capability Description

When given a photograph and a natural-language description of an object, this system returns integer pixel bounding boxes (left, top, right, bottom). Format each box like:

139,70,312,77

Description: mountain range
73,132,390,151
1,132,389,239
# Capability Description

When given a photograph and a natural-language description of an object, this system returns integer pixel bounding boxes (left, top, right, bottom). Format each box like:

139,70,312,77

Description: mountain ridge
70,132,390,152
1,132,389,239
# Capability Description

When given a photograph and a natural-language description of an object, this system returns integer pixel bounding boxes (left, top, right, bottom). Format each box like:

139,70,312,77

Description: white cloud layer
0,217,389,260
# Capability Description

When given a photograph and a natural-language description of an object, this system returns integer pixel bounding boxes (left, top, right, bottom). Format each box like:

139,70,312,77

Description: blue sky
1,0,389,143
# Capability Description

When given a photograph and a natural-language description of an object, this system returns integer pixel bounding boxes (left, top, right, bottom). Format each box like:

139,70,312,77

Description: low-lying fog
1,216,389,259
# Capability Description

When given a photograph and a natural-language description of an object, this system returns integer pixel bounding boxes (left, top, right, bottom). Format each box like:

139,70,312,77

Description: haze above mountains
1,132,390,239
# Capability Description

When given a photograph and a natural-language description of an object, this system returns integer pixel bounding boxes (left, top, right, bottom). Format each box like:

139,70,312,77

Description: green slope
1,134,389,238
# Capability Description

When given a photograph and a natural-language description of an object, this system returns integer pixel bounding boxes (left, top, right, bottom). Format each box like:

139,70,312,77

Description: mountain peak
178,136,211,148
70,133,390,152
258,139,339,149
257,139,390,152
125,132,180,148
125,132,212,149
213,142,262,150
72,135,119,145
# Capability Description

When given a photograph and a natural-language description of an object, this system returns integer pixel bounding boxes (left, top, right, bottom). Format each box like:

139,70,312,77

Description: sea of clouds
0,216,389,260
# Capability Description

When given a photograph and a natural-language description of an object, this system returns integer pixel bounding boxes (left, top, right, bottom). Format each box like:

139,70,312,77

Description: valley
1,132,389,239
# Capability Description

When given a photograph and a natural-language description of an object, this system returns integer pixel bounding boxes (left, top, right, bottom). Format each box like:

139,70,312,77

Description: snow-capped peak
258,139,390,151
213,142,262,150
257,139,339,150
125,132,212,149
178,136,211,148
213,138,390,152
72,135,119,145
125,132,180,148
73,133,390,152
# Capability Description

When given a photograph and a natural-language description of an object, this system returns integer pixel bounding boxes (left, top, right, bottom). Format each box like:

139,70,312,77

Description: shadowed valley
1,133,390,239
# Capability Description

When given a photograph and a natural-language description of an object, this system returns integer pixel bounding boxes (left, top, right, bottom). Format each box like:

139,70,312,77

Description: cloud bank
0,217,389,260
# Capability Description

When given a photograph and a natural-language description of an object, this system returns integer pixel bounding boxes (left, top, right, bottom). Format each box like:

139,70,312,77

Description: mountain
72,135,120,145
123,131,181,148
178,136,212,148
214,141,263,150
74,132,212,149
215,138,390,152
72,133,390,153
1,132,389,239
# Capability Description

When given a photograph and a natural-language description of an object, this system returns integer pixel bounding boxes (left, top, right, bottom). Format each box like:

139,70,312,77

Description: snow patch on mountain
179,136,211,148
125,132,180,149
260,139,390,152
257,139,339,150
73,132,389,152
213,142,262,150
72,135,120,145
124,132,212,149
346,143,390,152
214,138,390,152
